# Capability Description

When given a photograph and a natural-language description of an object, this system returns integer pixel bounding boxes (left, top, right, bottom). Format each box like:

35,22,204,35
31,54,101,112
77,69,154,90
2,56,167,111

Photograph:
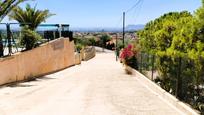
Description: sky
2,0,202,28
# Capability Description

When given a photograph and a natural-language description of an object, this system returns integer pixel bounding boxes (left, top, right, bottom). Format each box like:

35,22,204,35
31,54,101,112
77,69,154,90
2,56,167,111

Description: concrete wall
0,38,75,85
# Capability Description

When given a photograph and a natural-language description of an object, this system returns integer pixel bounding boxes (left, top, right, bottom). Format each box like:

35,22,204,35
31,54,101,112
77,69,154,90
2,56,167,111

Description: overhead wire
114,0,144,30
125,0,144,26
114,15,123,30
130,0,144,23
126,0,142,13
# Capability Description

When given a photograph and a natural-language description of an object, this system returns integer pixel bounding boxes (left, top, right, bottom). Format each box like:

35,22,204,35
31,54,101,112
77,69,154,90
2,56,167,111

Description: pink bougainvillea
127,44,133,50
120,44,137,64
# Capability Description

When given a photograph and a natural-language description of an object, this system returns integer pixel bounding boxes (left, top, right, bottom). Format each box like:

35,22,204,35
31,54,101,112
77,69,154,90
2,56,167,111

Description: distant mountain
126,24,145,31
70,24,145,32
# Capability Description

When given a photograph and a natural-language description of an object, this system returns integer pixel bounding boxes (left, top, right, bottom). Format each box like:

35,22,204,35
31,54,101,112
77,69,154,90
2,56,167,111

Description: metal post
53,31,55,41
116,33,118,61
6,23,12,55
58,24,62,38
0,31,3,57
122,12,125,48
140,52,143,72
102,29,105,52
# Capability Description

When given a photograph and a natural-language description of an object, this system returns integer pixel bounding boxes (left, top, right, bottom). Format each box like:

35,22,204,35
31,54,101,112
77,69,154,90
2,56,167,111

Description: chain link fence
137,52,204,113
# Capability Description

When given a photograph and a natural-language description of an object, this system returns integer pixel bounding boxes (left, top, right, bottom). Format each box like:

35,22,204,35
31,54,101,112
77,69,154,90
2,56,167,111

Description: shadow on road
7,84,35,88
3,76,56,88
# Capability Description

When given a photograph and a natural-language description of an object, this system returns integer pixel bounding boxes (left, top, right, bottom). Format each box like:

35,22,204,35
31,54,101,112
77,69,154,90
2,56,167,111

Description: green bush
100,34,111,48
75,43,83,52
117,39,133,50
74,37,88,46
20,27,42,50
88,37,96,46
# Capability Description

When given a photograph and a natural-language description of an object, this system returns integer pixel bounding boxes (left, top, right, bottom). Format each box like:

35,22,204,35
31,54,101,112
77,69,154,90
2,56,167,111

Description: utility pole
116,33,118,61
122,12,125,48
102,29,105,52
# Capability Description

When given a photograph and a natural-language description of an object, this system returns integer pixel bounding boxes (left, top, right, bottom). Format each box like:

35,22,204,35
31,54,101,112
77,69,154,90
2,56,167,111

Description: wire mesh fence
137,51,204,112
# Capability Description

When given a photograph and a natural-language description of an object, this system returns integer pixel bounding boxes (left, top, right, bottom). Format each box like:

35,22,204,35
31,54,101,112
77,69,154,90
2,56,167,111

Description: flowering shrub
120,44,134,62
120,44,138,69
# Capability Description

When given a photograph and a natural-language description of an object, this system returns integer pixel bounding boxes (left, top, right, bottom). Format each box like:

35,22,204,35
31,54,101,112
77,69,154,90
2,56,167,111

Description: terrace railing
0,23,73,57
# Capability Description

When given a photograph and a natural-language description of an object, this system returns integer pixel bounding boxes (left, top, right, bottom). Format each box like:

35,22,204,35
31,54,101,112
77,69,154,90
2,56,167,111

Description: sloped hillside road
0,51,185,115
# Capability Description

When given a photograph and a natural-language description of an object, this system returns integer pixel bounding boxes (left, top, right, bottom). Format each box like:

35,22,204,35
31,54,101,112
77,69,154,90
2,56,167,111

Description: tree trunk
176,57,182,99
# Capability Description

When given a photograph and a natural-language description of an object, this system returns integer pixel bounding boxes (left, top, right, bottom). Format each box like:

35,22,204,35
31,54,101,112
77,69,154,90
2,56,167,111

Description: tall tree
138,11,194,99
188,0,204,100
137,0,204,112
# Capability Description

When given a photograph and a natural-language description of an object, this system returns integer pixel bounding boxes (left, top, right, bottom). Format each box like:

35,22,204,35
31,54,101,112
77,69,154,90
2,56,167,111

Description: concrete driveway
0,52,184,115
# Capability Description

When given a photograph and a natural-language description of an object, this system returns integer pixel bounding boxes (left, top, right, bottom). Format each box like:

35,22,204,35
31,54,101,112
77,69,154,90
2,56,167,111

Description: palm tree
0,0,27,22
9,4,54,50
9,4,54,30
0,0,27,56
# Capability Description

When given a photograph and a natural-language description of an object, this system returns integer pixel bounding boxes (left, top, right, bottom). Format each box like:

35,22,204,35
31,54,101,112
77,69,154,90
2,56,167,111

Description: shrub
75,43,83,52
88,37,96,46
120,44,138,69
20,27,42,50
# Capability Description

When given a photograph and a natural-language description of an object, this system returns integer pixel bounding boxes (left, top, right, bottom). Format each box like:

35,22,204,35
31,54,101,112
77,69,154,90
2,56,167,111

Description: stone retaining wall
74,46,96,65
83,46,96,61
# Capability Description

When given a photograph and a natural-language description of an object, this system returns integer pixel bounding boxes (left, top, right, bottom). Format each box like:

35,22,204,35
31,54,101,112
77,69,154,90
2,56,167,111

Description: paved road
0,52,184,115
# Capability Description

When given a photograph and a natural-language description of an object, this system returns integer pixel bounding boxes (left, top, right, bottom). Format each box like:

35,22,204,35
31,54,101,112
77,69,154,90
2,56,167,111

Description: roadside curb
131,67,200,115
